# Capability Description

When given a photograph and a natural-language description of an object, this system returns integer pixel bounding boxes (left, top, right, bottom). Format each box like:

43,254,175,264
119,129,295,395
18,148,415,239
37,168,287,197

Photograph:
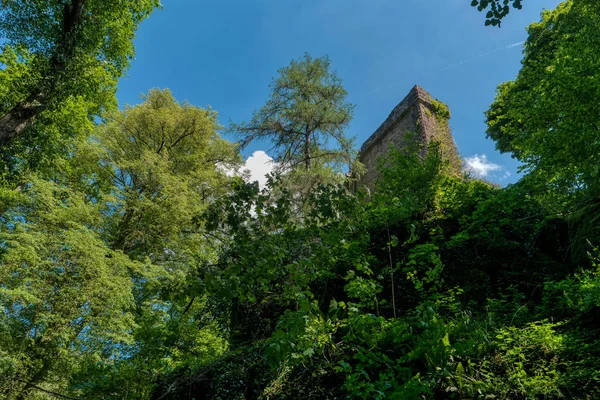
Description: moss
430,98,450,121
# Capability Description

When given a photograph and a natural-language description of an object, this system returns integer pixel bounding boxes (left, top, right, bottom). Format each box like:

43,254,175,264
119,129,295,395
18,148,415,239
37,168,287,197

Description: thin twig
15,378,82,400
387,226,397,318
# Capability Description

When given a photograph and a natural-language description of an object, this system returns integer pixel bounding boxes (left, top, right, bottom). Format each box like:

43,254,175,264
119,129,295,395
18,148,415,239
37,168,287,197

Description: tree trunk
0,101,46,147
304,128,311,171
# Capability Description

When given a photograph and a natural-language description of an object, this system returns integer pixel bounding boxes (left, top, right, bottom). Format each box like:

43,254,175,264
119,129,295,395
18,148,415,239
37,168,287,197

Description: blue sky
117,0,562,185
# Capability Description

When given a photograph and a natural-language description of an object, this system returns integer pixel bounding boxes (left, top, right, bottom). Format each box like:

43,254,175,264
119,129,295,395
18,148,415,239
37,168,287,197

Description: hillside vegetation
1,0,599,399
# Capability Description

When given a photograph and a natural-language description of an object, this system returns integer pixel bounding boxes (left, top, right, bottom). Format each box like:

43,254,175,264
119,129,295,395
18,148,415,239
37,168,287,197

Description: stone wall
357,85,460,190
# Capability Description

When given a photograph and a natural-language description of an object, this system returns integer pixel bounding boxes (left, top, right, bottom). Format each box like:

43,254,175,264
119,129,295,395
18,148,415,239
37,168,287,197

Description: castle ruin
357,85,460,190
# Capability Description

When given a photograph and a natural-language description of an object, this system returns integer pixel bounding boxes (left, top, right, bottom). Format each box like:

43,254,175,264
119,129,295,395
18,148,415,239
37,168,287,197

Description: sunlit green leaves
231,54,356,177
0,177,140,397
486,0,600,196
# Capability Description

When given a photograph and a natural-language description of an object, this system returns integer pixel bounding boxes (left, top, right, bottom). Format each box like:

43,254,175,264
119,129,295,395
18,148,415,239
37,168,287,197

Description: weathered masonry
357,85,460,190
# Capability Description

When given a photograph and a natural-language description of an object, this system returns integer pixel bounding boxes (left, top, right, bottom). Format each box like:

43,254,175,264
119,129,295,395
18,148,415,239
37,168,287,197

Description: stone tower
357,85,460,190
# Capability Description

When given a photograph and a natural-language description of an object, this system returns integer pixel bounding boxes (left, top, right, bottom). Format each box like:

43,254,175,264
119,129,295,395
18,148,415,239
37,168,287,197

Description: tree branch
15,378,82,400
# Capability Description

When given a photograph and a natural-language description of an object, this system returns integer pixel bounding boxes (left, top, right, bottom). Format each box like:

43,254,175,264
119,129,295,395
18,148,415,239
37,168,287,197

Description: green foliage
0,0,158,75
486,0,600,196
177,120,600,399
0,88,238,398
429,98,450,121
488,321,565,398
74,89,238,397
98,88,240,258
0,0,160,165
0,177,140,398
403,243,444,294
471,0,524,26
4,2,600,398
231,54,356,174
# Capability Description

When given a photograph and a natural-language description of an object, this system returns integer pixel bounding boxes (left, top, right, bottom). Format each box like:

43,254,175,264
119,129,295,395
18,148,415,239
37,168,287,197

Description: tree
0,89,241,398
160,140,579,399
486,0,600,198
231,54,355,174
0,0,159,148
0,177,141,399
74,89,239,397
97,88,240,259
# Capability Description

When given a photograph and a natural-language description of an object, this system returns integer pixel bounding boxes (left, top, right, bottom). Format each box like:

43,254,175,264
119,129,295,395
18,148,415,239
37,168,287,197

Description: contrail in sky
440,40,525,71
362,40,525,97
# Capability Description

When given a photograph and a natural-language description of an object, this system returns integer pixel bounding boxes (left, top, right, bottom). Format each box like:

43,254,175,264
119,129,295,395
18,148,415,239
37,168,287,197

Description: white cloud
464,154,503,178
218,150,277,188
243,150,276,188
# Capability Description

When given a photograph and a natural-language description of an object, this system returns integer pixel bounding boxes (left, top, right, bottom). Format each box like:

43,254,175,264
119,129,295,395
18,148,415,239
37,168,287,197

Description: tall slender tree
231,54,355,174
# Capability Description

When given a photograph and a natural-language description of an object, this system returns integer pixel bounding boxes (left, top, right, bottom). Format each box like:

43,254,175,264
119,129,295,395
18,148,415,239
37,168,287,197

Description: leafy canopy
0,0,160,150
486,0,600,196
231,54,355,173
